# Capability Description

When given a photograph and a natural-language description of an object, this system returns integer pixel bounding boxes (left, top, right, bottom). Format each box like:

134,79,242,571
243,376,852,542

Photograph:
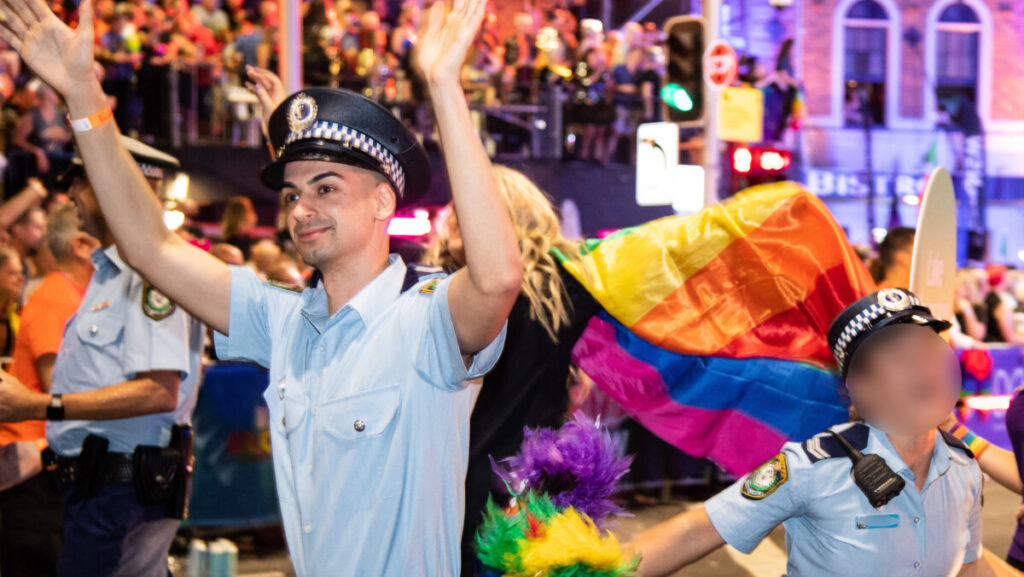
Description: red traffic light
732,146,791,174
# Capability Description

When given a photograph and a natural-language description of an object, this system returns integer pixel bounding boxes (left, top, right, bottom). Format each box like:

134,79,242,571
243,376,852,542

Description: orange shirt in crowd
0,272,88,445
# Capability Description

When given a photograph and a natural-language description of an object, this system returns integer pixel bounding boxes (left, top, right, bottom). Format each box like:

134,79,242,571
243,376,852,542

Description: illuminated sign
804,169,928,198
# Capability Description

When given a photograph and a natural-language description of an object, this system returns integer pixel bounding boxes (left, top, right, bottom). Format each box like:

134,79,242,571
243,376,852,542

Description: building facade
795,0,1024,258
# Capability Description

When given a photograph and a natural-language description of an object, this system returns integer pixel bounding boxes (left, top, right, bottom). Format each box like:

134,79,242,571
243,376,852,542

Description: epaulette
940,429,975,459
401,264,445,293
801,422,870,464
264,279,303,293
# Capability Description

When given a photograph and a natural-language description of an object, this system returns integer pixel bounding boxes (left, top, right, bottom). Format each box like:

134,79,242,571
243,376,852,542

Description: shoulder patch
940,429,975,459
741,453,789,500
265,279,303,293
419,280,439,294
401,263,445,293
801,423,870,463
142,282,176,321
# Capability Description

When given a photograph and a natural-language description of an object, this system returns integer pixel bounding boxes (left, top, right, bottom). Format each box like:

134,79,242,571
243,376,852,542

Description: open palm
414,0,486,85
0,0,97,96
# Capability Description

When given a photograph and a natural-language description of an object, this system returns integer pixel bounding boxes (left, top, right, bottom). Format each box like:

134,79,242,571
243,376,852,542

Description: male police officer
0,0,521,575
0,136,204,577
632,287,1021,576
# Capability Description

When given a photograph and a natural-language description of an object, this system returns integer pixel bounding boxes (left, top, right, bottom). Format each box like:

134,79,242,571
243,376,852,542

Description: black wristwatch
46,394,65,421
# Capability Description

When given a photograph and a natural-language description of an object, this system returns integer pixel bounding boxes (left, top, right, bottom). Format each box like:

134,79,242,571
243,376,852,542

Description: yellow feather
518,508,635,574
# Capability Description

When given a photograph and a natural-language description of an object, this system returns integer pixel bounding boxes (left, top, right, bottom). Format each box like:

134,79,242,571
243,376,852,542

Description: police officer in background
632,287,1022,577
0,137,204,577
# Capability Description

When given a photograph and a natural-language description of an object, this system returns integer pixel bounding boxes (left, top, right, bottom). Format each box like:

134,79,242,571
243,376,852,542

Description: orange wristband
68,107,114,132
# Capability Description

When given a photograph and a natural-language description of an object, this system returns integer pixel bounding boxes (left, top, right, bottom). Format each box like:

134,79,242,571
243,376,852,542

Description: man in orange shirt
0,203,97,577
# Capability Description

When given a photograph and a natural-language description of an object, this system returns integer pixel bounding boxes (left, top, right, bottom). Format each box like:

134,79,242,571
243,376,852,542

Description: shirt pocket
854,513,900,530
320,385,402,510
264,378,308,438
75,311,125,348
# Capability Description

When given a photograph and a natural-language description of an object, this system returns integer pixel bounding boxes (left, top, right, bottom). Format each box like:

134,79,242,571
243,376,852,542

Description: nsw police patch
142,282,176,320
420,280,438,294
741,453,789,500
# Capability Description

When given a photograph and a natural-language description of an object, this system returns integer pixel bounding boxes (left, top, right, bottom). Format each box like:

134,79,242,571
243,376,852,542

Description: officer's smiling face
280,160,395,268
846,324,961,436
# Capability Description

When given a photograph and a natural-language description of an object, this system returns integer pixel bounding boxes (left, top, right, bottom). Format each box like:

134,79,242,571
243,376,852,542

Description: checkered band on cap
280,120,406,197
833,289,923,373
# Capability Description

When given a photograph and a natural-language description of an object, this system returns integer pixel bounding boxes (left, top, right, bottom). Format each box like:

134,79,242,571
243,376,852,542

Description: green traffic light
661,83,694,112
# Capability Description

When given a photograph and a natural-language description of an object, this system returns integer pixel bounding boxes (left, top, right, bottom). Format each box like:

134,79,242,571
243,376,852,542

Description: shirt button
353,419,366,432
89,325,99,335
319,345,325,352
914,562,921,569
304,524,312,534
914,517,920,524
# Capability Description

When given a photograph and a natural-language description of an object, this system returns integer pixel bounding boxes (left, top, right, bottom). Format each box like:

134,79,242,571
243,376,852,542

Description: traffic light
663,17,705,123
731,146,792,175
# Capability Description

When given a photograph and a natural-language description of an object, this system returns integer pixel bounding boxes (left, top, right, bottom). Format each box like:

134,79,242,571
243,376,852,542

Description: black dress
984,291,1008,343
460,266,601,576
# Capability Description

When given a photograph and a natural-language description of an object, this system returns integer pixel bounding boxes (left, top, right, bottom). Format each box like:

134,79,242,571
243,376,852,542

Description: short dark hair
869,227,915,284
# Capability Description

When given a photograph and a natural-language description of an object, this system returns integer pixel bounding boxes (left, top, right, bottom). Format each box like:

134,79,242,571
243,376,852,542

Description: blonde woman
426,166,602,577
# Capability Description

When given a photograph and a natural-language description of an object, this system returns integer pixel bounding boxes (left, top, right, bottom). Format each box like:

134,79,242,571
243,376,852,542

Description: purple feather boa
491,411,632,523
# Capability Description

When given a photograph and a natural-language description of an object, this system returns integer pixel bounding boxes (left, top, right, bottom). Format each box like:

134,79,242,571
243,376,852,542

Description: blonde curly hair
425,165,581,342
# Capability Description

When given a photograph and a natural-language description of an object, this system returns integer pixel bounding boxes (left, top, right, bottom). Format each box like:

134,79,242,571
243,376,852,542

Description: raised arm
0,0,231,334
414,0,522,355
630,506,727,577
0,178,46,230
960,548,1024,576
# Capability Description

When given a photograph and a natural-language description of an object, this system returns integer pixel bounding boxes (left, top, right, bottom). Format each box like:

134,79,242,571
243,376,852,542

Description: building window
935,4,980,106
843,0,889,127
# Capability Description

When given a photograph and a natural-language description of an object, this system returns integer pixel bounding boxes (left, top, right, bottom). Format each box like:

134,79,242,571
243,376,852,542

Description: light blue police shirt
213,255,505,577
48,246,205,456
705,421,983,577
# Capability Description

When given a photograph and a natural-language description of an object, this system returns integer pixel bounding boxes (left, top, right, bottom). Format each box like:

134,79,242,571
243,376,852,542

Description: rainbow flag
561,182,876,475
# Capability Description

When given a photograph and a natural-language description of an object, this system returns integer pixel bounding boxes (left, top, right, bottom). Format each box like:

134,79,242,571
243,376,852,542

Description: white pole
703,0,720,205
279,0,303,94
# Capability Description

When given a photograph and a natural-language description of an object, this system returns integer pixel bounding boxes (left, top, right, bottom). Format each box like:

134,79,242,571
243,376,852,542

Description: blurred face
444,205,465,266
846,324,960,436
626,47,644,68
279,161,392,269
0,257,23,300
12,210,46,253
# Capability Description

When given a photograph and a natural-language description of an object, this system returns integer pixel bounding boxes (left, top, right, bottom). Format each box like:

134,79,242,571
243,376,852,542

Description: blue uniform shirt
48,246,205,456
705,422,983,577
214,255,505,577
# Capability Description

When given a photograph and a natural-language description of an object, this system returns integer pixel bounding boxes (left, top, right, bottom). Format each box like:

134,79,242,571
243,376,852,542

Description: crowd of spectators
0,0,668,196
862,226,1024,350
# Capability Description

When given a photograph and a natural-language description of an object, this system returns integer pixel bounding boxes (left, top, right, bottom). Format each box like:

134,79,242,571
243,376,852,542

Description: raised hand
414,0,486,85
0,0,97,98
244,65,287,143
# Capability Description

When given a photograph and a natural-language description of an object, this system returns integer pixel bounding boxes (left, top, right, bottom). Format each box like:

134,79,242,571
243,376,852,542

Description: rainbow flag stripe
563,182,875,475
